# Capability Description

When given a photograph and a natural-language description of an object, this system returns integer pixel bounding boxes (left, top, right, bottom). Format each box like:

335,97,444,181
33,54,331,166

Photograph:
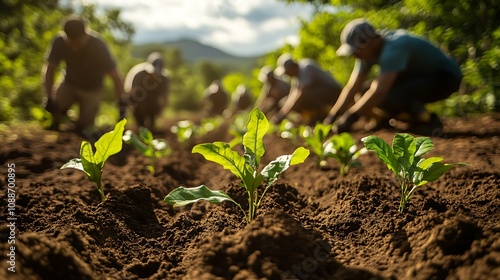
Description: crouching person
124,52,170,131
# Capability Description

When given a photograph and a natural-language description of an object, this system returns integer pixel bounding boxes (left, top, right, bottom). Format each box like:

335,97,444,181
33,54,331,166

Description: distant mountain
131,39,263,72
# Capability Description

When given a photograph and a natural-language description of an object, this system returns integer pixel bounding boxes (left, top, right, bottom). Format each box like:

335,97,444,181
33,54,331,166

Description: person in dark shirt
42,15,125,133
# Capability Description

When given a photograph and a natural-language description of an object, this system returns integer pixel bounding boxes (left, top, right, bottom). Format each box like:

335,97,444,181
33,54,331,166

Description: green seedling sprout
170,120,196,145
61,119,127,201
299,123,334,167
170,117,224,145
123,127,171,174
324,132,366,176
361,133,468,212
276,119,300,144
164,108,310,223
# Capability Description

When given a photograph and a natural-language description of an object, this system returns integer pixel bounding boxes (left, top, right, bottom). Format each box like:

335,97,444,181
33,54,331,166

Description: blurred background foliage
0,0,498,125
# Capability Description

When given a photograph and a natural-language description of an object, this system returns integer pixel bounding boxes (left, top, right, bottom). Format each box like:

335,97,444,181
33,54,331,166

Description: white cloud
88,0,313,56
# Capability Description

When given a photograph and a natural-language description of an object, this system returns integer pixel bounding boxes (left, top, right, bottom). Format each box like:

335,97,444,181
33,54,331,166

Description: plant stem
97,181,106,202
248,190,256,222
399,178,410,212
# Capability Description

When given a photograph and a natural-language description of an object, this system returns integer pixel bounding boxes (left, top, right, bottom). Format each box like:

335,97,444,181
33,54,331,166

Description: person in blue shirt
324,18,463,135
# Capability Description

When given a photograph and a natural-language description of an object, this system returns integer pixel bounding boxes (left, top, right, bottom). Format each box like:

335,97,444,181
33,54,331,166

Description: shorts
55,82,103,128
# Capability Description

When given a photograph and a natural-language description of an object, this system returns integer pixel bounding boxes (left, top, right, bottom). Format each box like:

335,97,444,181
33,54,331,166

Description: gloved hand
118,98,127,120
332,112,359,134
44,97,57,114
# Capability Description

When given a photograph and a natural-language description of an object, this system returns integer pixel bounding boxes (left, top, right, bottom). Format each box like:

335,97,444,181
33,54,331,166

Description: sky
87,0,314,56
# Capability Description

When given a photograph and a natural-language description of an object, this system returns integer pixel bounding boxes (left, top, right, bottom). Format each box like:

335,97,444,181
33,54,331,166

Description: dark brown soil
1,113,499,280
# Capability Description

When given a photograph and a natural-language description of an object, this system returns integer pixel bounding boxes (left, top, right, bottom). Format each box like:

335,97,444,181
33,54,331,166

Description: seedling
164,108,310,222
123,127,171,174
170,120,196,145
324,132,366,176
276,119,299,143
299,123,334,166
361,133,467,212
61,119,127,201
170,117,224,145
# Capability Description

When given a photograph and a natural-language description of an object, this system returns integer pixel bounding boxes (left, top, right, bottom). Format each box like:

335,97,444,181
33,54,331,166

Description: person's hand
118,98,127,120
44,97,57,114
332,112,359,134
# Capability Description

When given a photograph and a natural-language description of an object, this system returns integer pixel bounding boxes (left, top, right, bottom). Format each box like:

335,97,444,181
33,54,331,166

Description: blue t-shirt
360,30,462,79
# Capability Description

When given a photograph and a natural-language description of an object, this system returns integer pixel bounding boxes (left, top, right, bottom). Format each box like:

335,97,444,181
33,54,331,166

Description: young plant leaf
94,119,127,165
363,132,468,212
123,130,151,156
392,133,416,172
61,119,127,201
164,185,237,207
166,107,310,222
192,142,253,183
416,162,460,186
60,158,87,175
361,135,400,174
80,141,100,181
261,147,310,186
243,107,269,167
414,136,434,157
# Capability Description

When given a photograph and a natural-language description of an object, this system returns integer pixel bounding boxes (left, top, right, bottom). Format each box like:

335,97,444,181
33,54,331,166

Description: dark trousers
379,71,462,117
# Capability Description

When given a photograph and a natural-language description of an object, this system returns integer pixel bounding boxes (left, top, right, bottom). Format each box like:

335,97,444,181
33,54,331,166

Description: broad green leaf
261,147,309,186
418,156,443,170
313,123,333,143
393,133,416,171
139,126,154,144
290,147,310,165
362,135,400,174
94,119,127,166
123,130,151,156
416,162,459,186
192,142,252,183
164,185,236,207
79,141,101,184
243,108,269,167
414,137,434,157
60,158,89,176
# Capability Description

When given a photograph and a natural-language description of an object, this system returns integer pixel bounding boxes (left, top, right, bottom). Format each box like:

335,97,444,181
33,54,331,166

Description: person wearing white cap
43,15,125,133
324,18,462,135
271,54,342,125
255,66,290,118
123,52,170,131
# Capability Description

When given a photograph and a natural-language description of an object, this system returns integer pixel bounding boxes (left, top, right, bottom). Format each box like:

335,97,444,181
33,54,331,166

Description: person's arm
42,61,59,99
323,60,367,124
334,71,398,133
271,86,300,124
347,71,397,116
42,60,60,113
